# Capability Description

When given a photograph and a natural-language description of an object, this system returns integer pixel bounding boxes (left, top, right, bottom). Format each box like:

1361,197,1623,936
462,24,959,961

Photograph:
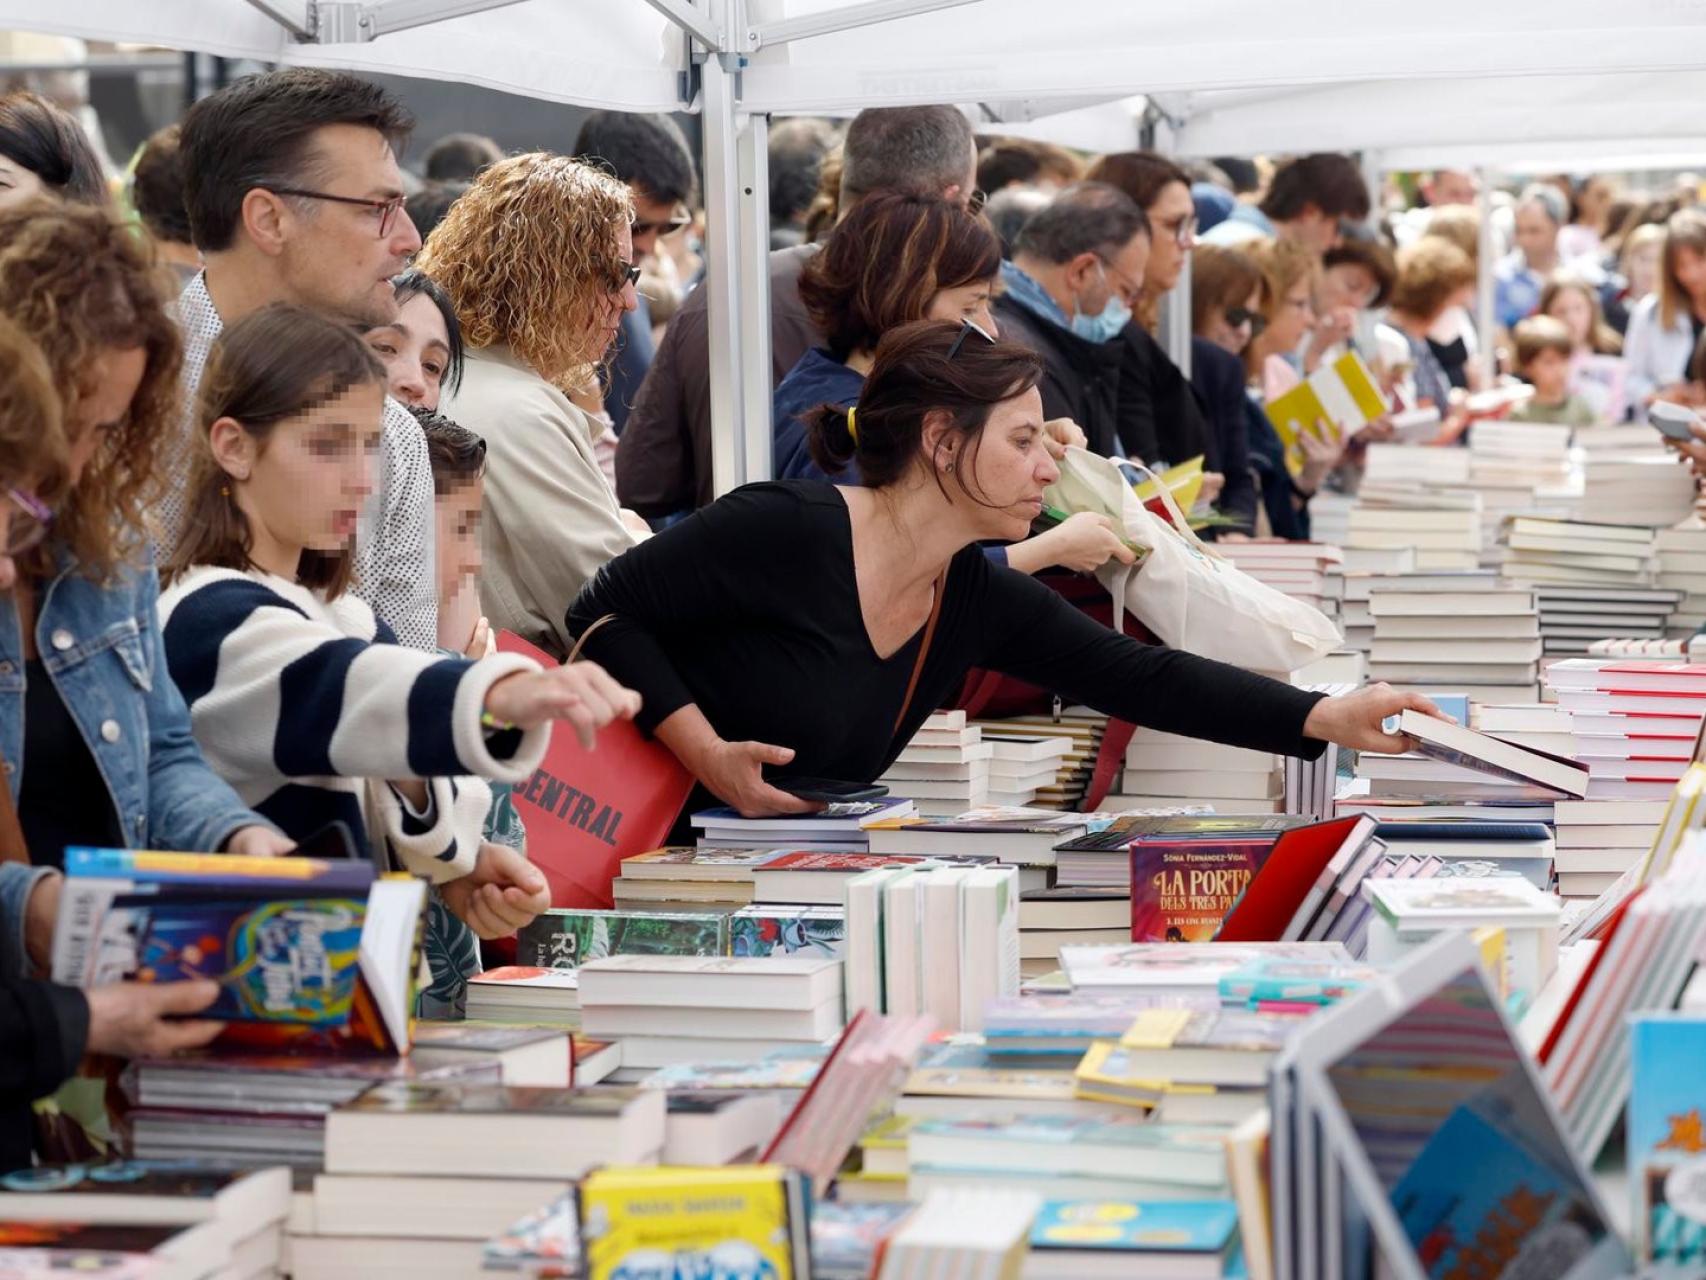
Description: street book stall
10,1,1706,1277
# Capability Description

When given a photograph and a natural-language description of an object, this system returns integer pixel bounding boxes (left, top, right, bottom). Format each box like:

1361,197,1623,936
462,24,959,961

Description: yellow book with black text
1264,351,1388,476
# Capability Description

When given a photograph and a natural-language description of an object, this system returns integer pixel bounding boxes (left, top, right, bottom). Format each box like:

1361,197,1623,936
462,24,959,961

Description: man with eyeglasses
993,182,1150,460
617,104,979,522
162,68,437,652
572,112,699,436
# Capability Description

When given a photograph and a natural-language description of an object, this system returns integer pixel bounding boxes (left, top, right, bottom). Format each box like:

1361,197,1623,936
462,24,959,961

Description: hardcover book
516,907,728,969
1131,839,1271,942
576,1165,809,1280
729,905,847,958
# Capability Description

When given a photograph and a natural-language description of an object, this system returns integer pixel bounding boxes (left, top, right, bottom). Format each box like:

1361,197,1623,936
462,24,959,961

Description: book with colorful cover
907,1114,1227,1185
728,904,846,958
576,1165,810,1280
1131,840,1271,942
1072,1042,1167,1109
484,1191,578,1274
1629,1013,1706,1263
516,907,729,969
1061,941,1353,993
1263,350,1387,475
639,1058,822,1092
1388,1102,1598,1278
51,848,421,1051
1217,957,1378,1008
1029,1198,1240,1256
618,847,785,880
810,1202,914,1280
0,1222,222,1277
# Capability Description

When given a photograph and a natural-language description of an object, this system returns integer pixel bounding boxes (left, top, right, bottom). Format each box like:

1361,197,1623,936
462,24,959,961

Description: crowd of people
5,65,1685,1172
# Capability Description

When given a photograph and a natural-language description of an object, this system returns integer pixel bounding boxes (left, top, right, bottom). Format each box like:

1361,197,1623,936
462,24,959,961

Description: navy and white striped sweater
158,566,549,881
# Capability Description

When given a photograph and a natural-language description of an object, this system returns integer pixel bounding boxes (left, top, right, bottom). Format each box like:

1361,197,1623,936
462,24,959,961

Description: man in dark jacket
995,183,1150,459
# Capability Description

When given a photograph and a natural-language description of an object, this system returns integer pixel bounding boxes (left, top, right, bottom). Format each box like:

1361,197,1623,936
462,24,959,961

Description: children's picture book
1629,1013,1706,1264
576,1165,810,1280
516,908,729,969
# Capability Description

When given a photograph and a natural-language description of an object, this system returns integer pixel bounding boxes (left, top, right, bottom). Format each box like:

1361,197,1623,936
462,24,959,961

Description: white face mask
1070,263,1132,343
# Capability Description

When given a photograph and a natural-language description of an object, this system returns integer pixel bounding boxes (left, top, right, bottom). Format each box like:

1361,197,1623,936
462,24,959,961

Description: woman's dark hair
129,124,193,244
390,267,466,395
797,192,1002,360
165,303,386,599
1084,151,1191,213
413,404,487,494
806,319,1043,493
0,90,106,206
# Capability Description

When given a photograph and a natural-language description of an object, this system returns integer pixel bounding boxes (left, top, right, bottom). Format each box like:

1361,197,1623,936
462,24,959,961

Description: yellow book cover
1072,1041,1166,1108
1117,1007,1196,1050
1264,351,1388,476
1471,925,1508,1002
577,1164,803,1280
1132,454,1207,514
859,1114,912,1151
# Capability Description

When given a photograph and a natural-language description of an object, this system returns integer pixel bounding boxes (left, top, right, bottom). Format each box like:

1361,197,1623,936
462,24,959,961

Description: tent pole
702,47,749,497
1151,123,1192,383
1476,165,1498,384
737,112,774,484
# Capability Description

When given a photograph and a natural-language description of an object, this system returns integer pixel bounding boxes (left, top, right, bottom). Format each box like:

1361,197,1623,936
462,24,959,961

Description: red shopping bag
496,631,694,908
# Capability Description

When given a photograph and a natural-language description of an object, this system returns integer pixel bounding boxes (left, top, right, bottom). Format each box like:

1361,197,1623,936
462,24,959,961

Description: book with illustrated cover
0,1162,288,1231
576,1165,809,1280
907,1114,1227,1186
516,907,729,969
729,905,846,958
1029,1197,1239,1257
640,1058,821,1093
810,1202,913,1280
1217,957,1377,1008
1072,1042,1167,1109
1629,1013,1706,1263
483,1191,578,1274
1061,941,1352,994
51,848,422,1052
0,1221,227,1278
1131,840,1270,942
618,847,785,880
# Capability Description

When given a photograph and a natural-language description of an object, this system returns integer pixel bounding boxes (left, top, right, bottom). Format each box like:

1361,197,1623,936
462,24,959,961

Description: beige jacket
442,344,637,659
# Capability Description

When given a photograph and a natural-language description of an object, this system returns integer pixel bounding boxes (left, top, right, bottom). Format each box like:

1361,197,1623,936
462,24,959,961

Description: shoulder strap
0,743,28,865
891,566,949,741
566,615,618,666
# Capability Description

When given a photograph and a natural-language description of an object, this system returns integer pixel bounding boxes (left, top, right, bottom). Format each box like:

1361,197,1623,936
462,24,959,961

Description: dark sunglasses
1225,306,1268,336
610,259,642,289
946,318,997,360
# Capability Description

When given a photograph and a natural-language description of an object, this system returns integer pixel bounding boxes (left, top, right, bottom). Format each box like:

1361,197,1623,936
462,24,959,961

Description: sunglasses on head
946,318,997,360
1225,306,1267,336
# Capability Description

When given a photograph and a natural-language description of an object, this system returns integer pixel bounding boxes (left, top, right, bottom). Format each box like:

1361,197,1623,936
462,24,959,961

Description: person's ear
239,188,292,258
1065,251,1101,293
208,416,257,482
920,409,959,475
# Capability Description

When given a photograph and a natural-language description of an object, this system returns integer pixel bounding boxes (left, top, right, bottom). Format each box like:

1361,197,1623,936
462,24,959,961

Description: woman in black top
570,320,1438,819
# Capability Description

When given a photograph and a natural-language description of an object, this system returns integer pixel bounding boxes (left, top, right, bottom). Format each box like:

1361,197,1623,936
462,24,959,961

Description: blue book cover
1030,1199,1238,1253
65,846,375,892
1372,823,1551,843
1389,1102,1597,1277
1630,1013,1706,1265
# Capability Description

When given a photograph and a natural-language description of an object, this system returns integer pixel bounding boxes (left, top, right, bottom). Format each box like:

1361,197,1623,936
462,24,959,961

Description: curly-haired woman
0,198,291,871
419,153,648,658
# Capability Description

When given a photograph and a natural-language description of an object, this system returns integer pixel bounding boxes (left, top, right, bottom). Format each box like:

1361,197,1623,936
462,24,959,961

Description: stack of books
1284,683,1354,820
1576,452,1696,527
690,799,915,854
879,711,992,817
1371,820,1555,888
611,847,779,907
1548,659,1704,805
865,804,1087,893
1213,540,1343,614
1016,889,1129,978
516,905,730,969
1467,422,1575,557
1345,496,1482,573
1552,797,1669,899
1364,874,1561,1009
975,710,1107,810
982,734,1074,807
576,955,845,1068
1498,515,1658,591
1365,578,1541,697
1586,636,1706,658
0,1165,293,1279
291,1081,664,1277
464,965,584,1026
1109,725,1282,813
1656,523,1706,637
1533,584,1682,657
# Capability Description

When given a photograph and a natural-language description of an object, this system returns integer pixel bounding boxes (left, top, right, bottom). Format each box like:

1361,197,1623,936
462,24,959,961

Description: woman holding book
772,191,1123,575
0,310,226,1174
569,319,1440,822
159,304,641,940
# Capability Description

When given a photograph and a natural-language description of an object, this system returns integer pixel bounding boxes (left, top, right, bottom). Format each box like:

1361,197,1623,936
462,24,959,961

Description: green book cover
729,905,847,958
517,908,728,969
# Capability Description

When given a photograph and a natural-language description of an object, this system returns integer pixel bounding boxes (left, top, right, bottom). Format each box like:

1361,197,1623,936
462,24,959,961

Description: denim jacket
0,546,270,863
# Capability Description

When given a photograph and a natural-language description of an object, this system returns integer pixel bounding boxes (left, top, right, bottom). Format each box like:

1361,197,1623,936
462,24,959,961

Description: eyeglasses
632,211,692,238
1096,257,1144,308
946,318,997,361
609,259,642,290
267,186,409,238
5,487,52,557
1157,212,1198,249
1225,307,1268,337
967,188,988,215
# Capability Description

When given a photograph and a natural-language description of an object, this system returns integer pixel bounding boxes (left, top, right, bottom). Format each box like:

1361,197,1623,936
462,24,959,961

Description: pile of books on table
1575,450,1697,526
1656,522,1706,637
878,711,993,816
689,797,915,854
1532,584,1682,657
974,710,1107,810
1345,489,1482,573
1107,725,1282,813
1213,539,1343,614
1367,576,1540,695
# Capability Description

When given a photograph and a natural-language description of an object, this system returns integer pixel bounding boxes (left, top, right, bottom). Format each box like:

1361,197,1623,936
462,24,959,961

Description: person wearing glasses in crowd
570,318,1442,831
421,153,652,659
617,105,980,523
161,68,439,652
570,111,698,436
771,192,1124,574
993,182,1150,461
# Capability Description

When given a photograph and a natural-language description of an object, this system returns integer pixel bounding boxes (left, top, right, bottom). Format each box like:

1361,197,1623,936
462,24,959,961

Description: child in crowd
159,303,640,957
1508,316,1598,428
1539,274,1628,421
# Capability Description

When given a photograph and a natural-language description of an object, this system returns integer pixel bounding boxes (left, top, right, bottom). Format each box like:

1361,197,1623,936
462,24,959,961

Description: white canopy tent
5,0,1706,491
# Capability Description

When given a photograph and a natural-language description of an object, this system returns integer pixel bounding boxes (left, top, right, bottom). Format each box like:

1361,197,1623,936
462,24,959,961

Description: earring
945,463,955,474
220,483,230,497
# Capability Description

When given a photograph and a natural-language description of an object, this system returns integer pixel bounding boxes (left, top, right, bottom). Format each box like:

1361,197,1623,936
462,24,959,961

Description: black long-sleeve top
568,483,1328,787
0,978,87,1172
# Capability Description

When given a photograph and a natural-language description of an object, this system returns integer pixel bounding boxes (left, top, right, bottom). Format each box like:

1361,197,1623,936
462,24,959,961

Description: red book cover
1537,891,1639,1067
1215,816,1365,943
1130,839,1275,942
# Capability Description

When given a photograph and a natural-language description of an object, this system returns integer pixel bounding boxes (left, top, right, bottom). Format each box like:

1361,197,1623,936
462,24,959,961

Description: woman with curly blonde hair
0,197,289,872
420,153,645,657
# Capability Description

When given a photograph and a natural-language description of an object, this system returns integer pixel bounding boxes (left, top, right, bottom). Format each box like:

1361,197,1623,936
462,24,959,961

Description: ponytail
805,402,859,477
